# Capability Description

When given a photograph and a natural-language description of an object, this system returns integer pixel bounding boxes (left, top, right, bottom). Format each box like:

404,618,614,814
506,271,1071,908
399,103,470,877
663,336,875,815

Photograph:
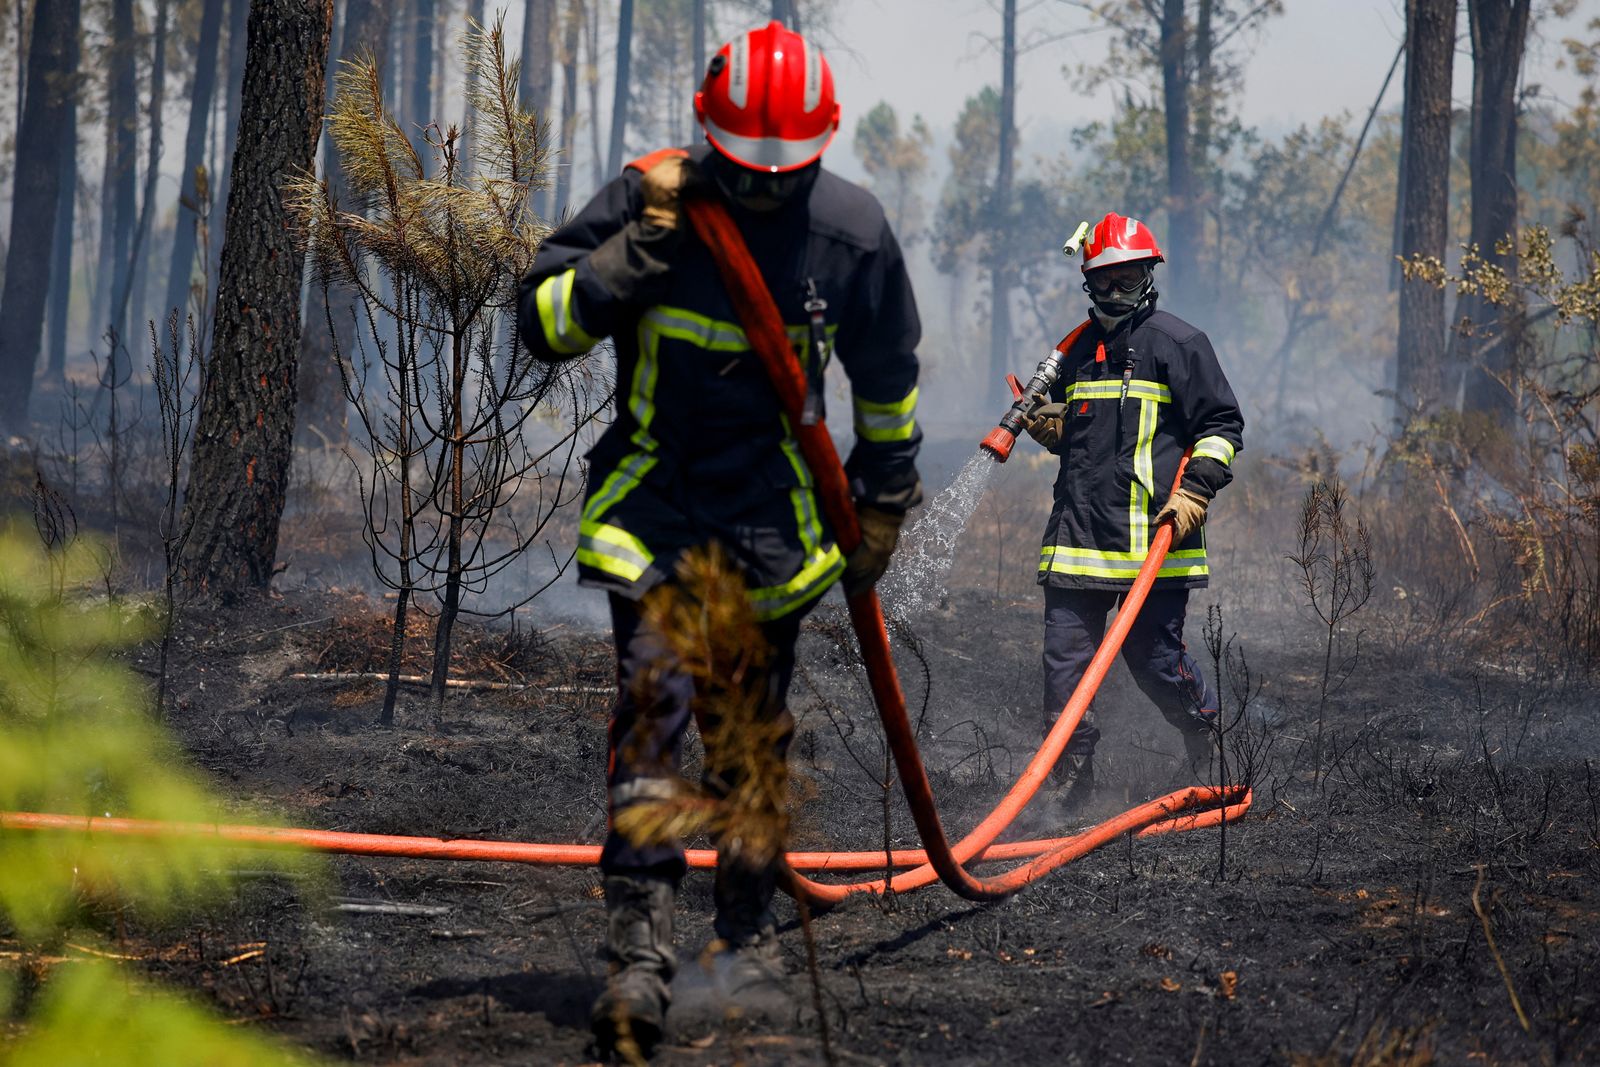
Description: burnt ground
79,552,1600,1067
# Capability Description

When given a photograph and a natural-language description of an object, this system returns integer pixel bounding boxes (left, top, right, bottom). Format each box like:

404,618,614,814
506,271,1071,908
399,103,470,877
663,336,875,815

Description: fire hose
0,199,1249,906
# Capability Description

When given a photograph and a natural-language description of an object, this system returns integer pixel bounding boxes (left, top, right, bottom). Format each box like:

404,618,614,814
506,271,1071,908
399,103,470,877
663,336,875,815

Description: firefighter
516,21,922,1056
1025,213,1243,808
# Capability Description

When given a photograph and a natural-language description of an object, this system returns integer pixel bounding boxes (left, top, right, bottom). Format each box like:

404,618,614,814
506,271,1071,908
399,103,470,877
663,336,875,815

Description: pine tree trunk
1394,0,1457,428
46,7,82,384
127,0,172,339
521,0,554,212
299,0,392,445
163,0,224,328
555,0,581,215
1158,0,1197,312
586,0,602,189
94,0,137,352
0,0,81,431
210,0,250,286
408,0,436,170
606,0,633,177
183,0,333,600
988,0,1016,400
1460,0,1531,421
691,0,704,132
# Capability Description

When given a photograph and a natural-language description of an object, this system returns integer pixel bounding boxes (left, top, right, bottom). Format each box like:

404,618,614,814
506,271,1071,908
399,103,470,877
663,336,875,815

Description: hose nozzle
980,425,1017,461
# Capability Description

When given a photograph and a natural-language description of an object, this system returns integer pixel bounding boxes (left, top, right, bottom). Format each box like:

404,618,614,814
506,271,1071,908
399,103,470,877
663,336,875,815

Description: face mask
709,152,819,212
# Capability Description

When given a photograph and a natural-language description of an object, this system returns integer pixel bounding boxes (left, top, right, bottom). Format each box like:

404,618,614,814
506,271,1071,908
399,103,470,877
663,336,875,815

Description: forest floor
91,562,1600,1067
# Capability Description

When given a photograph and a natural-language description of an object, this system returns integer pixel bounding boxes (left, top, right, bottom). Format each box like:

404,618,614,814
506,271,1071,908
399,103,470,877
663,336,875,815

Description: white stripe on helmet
803,39,823,113
703,114,835,171
730,33,749,109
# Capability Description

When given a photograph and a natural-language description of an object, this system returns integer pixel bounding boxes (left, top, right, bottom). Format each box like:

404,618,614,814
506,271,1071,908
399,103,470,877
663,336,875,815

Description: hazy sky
823,0,1596,181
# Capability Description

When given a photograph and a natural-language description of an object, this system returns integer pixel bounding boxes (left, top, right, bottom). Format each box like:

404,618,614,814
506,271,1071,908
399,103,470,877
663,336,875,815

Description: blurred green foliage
0,525,315,1062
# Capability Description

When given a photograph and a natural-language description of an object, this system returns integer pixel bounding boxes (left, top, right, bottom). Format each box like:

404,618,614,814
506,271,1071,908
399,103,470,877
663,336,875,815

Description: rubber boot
591,875,676,1059
710,861,786,1001
1054,753,1096,813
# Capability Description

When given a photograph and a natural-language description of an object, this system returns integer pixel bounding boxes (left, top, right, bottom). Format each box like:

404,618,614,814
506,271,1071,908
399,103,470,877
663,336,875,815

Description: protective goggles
1083,263,1153,298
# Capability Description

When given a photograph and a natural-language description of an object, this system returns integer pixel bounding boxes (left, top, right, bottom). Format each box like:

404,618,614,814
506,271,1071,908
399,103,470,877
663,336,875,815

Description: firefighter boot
591,875,677,1058
1054,753,1096,813
711,861,786,1002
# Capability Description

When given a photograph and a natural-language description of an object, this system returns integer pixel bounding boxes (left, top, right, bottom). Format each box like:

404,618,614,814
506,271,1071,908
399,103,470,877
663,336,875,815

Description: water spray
978,221,1091,463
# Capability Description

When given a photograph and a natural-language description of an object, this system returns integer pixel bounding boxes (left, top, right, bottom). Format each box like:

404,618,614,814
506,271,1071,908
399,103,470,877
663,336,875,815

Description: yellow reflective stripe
577,520,655,583
583,451,658,526
1130,398,1157,555
535,269,600,355
777,433,822,555
853,385,919,443
1062,379,1171,404
1038,546,1209,581
1193,435,1236,466
749,544,845,621
629,319,664,443
642,305,748,351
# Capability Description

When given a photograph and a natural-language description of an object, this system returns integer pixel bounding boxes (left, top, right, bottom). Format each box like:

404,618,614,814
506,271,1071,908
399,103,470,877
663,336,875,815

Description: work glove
640,155,695,230
1155,486,1209,542
1025,402,1068,449
842,505,905,598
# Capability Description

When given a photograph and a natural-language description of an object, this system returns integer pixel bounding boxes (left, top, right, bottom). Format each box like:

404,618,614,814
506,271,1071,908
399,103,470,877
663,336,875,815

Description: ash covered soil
106,567,1600,1067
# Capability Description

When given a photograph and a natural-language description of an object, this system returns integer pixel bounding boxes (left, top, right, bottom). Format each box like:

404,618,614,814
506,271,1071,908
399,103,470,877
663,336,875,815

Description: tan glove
1025,402,1068,449
640,155,693,230
1155,486,1209,541
842,505,905,597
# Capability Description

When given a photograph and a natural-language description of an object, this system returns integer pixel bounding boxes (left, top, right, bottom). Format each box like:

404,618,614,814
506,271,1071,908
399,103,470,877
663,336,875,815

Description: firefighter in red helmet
1025,212,1243,809
517,21,922,1055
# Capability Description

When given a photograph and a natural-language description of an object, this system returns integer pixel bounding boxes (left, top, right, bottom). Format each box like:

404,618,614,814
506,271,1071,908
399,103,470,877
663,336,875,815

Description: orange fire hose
0,195,1249,903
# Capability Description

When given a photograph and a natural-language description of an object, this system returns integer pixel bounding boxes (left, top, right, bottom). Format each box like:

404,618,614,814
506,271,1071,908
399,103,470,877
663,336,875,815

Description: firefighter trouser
600,591,803,880
1042,585,1216,757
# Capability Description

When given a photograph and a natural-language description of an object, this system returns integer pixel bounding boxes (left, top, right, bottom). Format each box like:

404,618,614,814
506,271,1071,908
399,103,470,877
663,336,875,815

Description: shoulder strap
624,147,690,174
681,197,861,552
1055,319,1092,354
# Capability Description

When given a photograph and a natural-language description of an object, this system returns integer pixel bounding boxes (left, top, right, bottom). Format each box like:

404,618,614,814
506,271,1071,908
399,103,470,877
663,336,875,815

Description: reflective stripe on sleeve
853,385,919,443
535,269,601,355
1192,435,1236,466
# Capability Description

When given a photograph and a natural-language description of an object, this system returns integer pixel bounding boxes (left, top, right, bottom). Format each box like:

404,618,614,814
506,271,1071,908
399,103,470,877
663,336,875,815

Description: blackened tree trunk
1158,0,1197,311
127,0,172,337
164,0,224,327
988,0,1016,398
1394,0,1457,428
183,0,333,599
408,0,436,169
555,0,581,214
210,0,250,283
0,0,81,430
94,0,137,350
46,5,83,384
606,0,633,177
1460,0,1531,421
299,0,392,444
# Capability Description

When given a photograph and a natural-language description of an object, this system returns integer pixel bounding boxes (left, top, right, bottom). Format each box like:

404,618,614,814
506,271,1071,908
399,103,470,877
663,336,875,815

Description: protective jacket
517,144,922,620
1038,300,1242,591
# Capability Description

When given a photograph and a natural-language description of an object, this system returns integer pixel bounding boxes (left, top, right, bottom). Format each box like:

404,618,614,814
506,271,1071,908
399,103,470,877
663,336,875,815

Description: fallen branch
333,898,452,918
1470,865,1549,1065
286,671,614,695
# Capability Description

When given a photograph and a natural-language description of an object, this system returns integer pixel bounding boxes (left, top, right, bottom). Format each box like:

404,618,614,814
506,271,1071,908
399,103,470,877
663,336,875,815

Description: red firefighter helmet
1081,212,1165,273
694,21,841,173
